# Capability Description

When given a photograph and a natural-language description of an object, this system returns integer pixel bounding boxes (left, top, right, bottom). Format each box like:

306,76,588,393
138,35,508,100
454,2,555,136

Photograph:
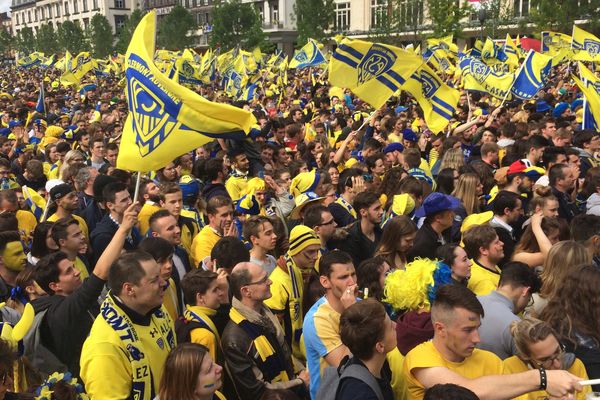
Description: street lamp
478,7,486,42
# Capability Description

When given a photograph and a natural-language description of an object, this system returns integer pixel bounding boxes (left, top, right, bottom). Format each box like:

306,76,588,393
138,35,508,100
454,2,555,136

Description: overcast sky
0,0,10,13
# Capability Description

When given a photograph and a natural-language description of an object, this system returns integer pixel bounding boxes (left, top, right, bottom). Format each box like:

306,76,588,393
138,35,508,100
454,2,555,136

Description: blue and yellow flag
330,38,423,108
482,37,508,65
572,26,600,61
61,52,93,86
402,63,459,134
117,11,256,172
22,186,46,221
16,52,44,69
459,55,513,99
541,31,572,55
289,39,327,69
510,50,553,100
35,83,46,115
503,34,520,67
572,72,600,130
41,54,57,69
576,62,600,130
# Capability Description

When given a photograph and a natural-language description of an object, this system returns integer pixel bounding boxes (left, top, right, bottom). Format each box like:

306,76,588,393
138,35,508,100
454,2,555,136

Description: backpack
22,309,67,378
316,356,384,400
175,316,206,344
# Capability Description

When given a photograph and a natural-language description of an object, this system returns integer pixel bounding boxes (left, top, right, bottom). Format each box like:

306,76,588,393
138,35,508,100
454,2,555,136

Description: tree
368,6,402,45
0,29,14,56
397,0,425,46
58,20,86,53
115,9,145,54
210,0,266,50
88,14,114,58
426,0,471,38
157,5,196,50
36,23,59,54
293,0,334,45
529,0,600,33
16,27,36,54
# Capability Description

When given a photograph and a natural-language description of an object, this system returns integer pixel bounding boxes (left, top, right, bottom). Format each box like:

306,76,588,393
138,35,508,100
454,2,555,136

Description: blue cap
0,128,10,137
571,99,584,111
414,192,460,218
536,100,551,113
395,105,408,113
383,142,404,154
402,128,418,142
553,102,569,118
8,120,21,129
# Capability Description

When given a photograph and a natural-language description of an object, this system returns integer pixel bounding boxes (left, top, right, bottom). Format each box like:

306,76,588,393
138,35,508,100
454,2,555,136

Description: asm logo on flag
469,60,491,83
358,44,397,84
181,61,195,79
74,54,91,71
127,55,182,157
584,39,600,57
295,50,309,64
420,69,440,99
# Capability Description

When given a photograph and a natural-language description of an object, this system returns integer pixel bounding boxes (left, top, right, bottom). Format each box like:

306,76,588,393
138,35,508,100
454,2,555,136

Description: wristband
539,367,547,391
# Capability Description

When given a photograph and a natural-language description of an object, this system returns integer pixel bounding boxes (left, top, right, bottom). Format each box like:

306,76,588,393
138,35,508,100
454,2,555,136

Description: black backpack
174,316,207,343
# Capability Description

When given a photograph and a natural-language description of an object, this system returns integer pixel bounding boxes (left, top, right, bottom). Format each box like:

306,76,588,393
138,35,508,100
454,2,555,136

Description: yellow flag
458,55,514,99
503,34,520,67
572,26,600,61
402,63,459,134
60,52,93,86
572,74,600,127
541,31,572,55
117,11,256,172
330,38,423,108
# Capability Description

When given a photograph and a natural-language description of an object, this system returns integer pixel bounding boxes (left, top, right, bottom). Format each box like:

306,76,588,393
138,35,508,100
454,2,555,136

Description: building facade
0,12,12,34
11,0,138,35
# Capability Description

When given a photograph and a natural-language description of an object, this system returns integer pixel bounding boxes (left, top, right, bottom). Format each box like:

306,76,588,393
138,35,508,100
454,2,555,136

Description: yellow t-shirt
191,226,222,268
264,261,305,361
187,305,220,363
47,213,89,240
467,260,501,296
225,175,248,203
138,202,161,236
74,256,90,280
503,355,590,400
387,347,407,400
403,341,503,400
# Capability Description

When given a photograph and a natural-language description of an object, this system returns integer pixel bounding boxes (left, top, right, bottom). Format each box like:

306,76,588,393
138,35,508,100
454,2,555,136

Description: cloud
0,0,11,13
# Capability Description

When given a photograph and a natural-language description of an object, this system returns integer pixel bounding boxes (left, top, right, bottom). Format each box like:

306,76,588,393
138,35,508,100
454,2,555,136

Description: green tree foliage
294,0,334,45
36,23,59,54
115,9,145,54
58,20,86,53
16,27,36,54
210,0,266,50
368,6,402,45
88,14,114,58
530,0,600,33
0,29,13,56
157,5,196,50
426,0,471,37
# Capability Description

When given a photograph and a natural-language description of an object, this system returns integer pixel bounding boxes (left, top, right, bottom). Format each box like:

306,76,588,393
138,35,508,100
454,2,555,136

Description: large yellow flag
458,55,514,99
503,34,520,67
330,38,423,108
572,26,600,61
541,31,572,55
60,52,93,86
572,74,600,127
117,11,256,172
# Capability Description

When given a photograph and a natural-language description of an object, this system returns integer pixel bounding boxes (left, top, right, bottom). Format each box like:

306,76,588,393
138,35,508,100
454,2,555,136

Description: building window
271,2,279,23
114,0,125,8
255,3,264,21
513,0,530,17
205,12,210,24
115,15,126,31
74,0,79,13
93,0,98,8
83,0,88,12
27,11,31,23
56,4,61,16
64,2,69,14
334,2,350,31
47,5,52,18
398,0,423,30
83,17,89,28
370,0,387,28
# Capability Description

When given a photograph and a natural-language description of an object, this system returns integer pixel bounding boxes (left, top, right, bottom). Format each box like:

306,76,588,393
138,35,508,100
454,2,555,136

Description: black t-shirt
336,358,394,400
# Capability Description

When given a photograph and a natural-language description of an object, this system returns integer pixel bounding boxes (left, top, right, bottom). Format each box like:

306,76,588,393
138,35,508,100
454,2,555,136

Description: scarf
100,293,175,400
184,305,220,342
229,298,291,383
335,197,357,218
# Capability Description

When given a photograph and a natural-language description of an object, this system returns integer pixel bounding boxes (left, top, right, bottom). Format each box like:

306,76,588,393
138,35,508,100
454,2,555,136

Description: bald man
221,262,309,399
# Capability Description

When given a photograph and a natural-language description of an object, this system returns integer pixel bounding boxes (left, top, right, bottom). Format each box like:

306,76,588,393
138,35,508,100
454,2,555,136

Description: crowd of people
0,53,599,400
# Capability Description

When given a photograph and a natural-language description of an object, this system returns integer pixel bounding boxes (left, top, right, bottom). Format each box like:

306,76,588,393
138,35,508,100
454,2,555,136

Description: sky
0,0,10,13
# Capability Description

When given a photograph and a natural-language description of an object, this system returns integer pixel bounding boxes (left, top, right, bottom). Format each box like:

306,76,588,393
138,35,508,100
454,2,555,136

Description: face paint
203,382,215,389
2,241,26,272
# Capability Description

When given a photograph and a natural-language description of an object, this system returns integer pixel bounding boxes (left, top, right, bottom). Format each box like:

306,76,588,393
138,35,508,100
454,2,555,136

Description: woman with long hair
528,241,591,316
435,168,458,195
356,255,390,303
512,214,569,268
27,221,58,265
539,264,600,391
450,173,482,242
158,343,225,400
527,186,559,219
375,215,417,271
439,148,466,172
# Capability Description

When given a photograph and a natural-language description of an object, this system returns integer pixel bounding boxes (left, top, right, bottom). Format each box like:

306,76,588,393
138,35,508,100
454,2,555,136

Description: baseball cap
507,160,527,176
383,142,404,154
50,183,75,202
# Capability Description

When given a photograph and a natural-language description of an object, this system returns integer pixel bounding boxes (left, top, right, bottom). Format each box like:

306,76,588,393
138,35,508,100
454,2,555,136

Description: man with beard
138,179,162,235
549,163,579,222
191,196,236,267
47,183,90,240
463,225,505,296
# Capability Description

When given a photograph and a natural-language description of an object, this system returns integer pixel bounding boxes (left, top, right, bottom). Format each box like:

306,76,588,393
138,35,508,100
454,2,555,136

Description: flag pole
133,171,142,204
41,199,51,223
